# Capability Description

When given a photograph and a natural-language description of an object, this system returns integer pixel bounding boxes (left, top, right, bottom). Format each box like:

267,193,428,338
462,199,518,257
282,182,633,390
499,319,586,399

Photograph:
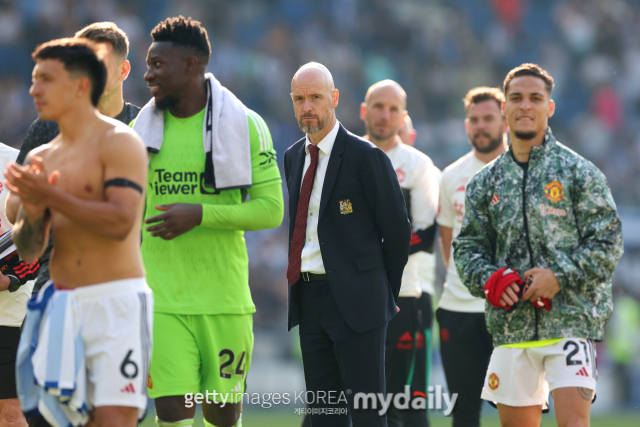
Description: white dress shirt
300,120,340,274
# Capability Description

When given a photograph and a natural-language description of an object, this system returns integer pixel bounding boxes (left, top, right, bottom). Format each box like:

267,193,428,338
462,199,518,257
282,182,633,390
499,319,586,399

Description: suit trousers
298,279,388,427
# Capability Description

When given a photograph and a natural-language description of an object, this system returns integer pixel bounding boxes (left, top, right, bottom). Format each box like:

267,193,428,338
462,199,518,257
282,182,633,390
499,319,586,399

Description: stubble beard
368,121,399,145
156,95,179,111
298,113,331,134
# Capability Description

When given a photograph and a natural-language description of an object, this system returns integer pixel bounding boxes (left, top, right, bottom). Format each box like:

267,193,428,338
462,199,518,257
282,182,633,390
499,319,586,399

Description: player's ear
185,56,199,75
464,118,470,135
76,76,92,102
120,59,131,82
501,100,506,116
548,99,556,118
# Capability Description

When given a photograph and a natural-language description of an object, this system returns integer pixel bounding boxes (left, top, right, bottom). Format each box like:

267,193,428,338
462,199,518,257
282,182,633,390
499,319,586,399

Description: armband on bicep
104,178,143,194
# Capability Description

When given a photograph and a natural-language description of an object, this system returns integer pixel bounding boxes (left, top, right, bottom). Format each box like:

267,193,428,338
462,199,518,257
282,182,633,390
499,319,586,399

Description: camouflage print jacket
453,128,623,346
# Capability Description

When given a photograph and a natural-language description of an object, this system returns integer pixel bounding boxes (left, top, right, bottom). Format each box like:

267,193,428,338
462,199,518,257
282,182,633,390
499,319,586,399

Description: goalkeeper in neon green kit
134,16,284,427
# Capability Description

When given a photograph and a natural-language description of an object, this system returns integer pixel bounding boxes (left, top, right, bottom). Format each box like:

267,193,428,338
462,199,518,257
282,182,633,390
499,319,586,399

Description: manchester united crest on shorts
339,199,353,215
488,373,500,390
545,181,564,202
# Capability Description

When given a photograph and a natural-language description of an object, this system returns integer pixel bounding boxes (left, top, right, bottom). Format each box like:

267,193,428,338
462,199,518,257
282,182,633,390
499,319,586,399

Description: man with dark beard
436,87,507,427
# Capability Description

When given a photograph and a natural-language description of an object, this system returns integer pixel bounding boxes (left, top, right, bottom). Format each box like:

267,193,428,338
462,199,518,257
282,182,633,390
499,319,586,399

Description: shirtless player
5,39,150,427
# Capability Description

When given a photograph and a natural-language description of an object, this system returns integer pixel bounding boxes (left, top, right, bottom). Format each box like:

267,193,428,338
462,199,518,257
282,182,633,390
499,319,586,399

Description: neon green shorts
147,312,253,400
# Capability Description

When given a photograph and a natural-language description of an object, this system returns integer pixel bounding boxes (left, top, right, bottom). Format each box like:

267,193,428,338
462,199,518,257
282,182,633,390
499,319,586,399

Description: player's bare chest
44,146,104,199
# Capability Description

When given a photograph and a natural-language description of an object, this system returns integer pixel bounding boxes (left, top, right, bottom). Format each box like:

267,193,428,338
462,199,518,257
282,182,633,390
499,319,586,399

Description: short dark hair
75,22,129,60
503,63,554,96
463,87,504,114
32,38,107,107
151,16,211,66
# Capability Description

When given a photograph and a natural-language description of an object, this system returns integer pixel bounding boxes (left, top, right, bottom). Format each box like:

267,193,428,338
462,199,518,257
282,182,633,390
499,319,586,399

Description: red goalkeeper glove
484,268,551,311
484,267,523,309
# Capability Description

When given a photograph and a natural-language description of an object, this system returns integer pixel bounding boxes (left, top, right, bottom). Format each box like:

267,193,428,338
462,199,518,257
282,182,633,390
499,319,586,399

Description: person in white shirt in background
0,142,32,427
436,87,508,427
362,80,441,427
398,114,417,147
398,114,437,308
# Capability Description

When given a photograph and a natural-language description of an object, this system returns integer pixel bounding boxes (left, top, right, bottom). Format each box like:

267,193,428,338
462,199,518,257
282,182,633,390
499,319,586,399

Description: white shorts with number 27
481,338,597,408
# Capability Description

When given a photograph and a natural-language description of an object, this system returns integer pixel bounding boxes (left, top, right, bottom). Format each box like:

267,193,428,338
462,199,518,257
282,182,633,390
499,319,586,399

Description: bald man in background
285,63,411,427
362,81,440,427
398,115,417,147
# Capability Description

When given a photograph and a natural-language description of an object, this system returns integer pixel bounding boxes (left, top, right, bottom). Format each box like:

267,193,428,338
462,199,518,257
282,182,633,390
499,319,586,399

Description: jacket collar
508,127,556,168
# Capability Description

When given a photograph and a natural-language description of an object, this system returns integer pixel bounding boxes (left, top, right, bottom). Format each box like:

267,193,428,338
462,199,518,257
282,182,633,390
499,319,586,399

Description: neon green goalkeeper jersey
141,108,282,314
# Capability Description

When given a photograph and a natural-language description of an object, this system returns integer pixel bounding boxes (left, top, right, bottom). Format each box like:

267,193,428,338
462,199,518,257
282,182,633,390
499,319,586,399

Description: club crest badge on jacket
339,199,353,215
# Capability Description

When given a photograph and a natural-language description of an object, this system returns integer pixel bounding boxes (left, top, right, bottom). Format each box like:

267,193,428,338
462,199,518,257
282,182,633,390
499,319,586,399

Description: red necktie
287,144,320,284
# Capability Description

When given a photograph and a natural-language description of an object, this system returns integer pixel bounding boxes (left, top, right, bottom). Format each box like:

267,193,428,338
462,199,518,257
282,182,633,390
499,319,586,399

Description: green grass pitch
139,409,640,426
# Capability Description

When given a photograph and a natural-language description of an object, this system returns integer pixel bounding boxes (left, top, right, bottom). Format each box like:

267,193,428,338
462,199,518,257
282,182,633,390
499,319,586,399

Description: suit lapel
288,139,307,235
319,124,346,219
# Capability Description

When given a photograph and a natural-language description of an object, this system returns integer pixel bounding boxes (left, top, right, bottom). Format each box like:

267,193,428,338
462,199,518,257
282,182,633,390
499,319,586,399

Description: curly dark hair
503,63,554,96
151,16,211,66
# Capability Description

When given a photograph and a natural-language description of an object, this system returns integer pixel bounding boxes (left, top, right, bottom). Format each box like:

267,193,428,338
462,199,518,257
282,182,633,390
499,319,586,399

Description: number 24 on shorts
219,349,246,379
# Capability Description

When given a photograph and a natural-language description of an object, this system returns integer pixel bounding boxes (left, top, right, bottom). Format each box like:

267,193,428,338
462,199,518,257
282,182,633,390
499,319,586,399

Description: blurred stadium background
1,0,640,424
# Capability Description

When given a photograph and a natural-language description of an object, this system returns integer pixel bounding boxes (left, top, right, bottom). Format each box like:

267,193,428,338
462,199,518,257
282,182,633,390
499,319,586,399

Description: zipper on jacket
521,165,539,340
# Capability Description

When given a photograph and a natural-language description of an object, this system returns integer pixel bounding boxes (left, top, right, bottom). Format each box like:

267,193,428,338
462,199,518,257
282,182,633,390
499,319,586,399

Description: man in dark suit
285,62,411,427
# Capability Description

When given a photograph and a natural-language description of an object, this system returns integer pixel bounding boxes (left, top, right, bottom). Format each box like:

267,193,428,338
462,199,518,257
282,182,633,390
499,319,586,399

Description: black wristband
7,275,21,292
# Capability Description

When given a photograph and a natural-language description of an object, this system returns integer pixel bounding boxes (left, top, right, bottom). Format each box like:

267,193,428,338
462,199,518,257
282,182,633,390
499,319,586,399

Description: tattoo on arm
577,387,593,401
13,206,50,262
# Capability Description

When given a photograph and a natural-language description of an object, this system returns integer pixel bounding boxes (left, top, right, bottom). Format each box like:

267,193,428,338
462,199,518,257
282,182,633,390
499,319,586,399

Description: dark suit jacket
284,124,411,333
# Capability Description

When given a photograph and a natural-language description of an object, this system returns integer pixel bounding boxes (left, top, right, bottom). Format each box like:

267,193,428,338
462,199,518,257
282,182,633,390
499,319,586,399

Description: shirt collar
114,103,129,123
305,120,340,156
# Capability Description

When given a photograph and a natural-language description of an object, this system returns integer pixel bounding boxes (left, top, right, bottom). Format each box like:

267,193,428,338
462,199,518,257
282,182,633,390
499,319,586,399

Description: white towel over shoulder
133,72,252,191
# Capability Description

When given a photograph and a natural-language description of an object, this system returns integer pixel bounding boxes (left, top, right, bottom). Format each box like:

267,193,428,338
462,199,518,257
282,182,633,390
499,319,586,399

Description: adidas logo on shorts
575,367,589,377
120,383,136,393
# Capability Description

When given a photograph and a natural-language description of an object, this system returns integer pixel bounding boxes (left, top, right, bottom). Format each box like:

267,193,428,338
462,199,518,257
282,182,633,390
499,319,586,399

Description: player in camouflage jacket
453,126,623,346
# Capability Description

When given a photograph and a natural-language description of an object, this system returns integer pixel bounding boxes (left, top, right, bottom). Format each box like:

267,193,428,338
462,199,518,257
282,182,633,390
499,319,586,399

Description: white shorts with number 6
63,278,153,414
481,338,596,407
